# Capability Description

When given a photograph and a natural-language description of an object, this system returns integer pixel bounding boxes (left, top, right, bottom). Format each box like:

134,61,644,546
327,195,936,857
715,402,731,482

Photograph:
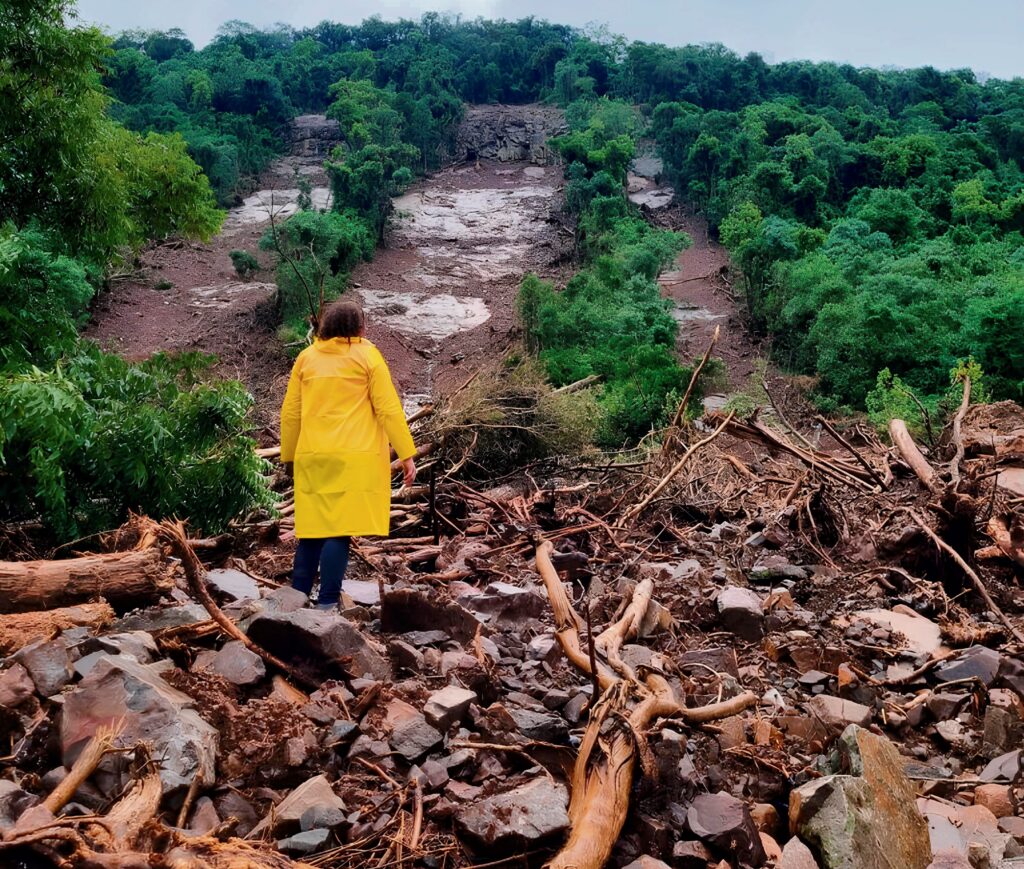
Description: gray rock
980,749,1022,782
388,639,423,673
278,827,332,854
61,655,217,795
247,609,390,680
509,707,569,743
750,557,809,583
454,777,569,849
381,588,483,643
300,803,347,832
0,663,36,708
250,775,345,838
716,586,765,641
260,585,310,613
188,796,220,835
932,646,1001,686
328,720,359,745
195,640,265,686
527,634,560,664
111,602,208,632
14,638,73,697
390,711,444,761
424,686,477,730
672,840,715,868
0,780,39,832
457,582,546,625
343,579,383,607
205,568,260,602
686,791,766,867
983,704,1024,758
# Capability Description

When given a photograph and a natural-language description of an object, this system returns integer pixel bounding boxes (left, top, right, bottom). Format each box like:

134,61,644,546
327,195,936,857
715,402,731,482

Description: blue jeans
292,537,350,606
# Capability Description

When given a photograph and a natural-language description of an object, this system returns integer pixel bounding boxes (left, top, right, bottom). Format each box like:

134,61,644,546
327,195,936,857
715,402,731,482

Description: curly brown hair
318,299,365,340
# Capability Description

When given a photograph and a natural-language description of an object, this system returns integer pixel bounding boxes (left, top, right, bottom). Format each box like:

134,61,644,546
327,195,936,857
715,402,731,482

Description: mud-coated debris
389,702,444,760
672,840,715,867
381,588,483,642
0,663,35,708
454,776,569,850
204,568,260,602
716,586,765,641
249,774,345,838
193,640,265,686
277,827,331,854
247,608,391,680
14,637,73,697
778,837,821,868
62,655,217,795
0,780,39,832
424,685,477,729
791,727,930,869
932,646,1001,686
686,791,766,866
807,694,872,730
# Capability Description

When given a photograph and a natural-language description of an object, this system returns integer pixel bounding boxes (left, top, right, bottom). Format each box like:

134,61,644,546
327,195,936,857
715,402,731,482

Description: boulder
249,774,345,838
790,727,930,869
194,640,266,686
61,655,217,794
716,586,764,641
247,609,390,680
424,686,477,730
686,791,766,867
454,777,569,850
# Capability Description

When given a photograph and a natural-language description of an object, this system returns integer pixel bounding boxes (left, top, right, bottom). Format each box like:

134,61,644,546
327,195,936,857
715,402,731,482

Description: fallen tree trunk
0,550,171,614
889,419,940,494
532,537,757,869
0,601,115,654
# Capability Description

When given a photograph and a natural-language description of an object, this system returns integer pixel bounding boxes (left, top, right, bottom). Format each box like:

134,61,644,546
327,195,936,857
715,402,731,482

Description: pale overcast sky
74,0,1024,80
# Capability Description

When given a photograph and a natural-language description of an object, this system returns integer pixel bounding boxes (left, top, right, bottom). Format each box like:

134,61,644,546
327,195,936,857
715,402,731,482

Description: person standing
280,300,417,609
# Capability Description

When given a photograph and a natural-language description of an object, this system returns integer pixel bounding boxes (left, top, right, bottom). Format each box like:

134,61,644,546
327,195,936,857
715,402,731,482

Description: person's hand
402,457,417,488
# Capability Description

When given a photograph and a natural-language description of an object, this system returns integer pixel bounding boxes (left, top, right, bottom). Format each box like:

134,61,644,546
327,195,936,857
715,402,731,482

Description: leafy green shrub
0,346,274,539
259,210,374,329
229,249,260,279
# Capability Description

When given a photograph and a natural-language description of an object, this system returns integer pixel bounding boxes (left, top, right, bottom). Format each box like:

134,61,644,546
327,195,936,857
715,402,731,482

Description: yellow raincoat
280,337,415,538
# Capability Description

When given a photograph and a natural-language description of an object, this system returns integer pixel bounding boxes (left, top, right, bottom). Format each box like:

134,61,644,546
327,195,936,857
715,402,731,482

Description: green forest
4,0,1024,541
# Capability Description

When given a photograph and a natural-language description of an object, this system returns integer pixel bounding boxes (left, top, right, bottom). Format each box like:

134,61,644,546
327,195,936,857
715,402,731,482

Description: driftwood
662,325,720,454
0,601,115,654
889,419,940,494
533,537,757,869
0,549,171,614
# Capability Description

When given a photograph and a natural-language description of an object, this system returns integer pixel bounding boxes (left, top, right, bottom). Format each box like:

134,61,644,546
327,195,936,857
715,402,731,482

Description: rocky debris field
4,392,1024,869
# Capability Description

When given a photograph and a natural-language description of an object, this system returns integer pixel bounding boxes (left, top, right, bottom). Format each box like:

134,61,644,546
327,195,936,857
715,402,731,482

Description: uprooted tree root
532,536,756,869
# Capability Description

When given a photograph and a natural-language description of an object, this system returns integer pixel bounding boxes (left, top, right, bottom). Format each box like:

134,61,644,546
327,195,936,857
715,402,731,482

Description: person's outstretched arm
368,348,416,485
280,355,305,471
